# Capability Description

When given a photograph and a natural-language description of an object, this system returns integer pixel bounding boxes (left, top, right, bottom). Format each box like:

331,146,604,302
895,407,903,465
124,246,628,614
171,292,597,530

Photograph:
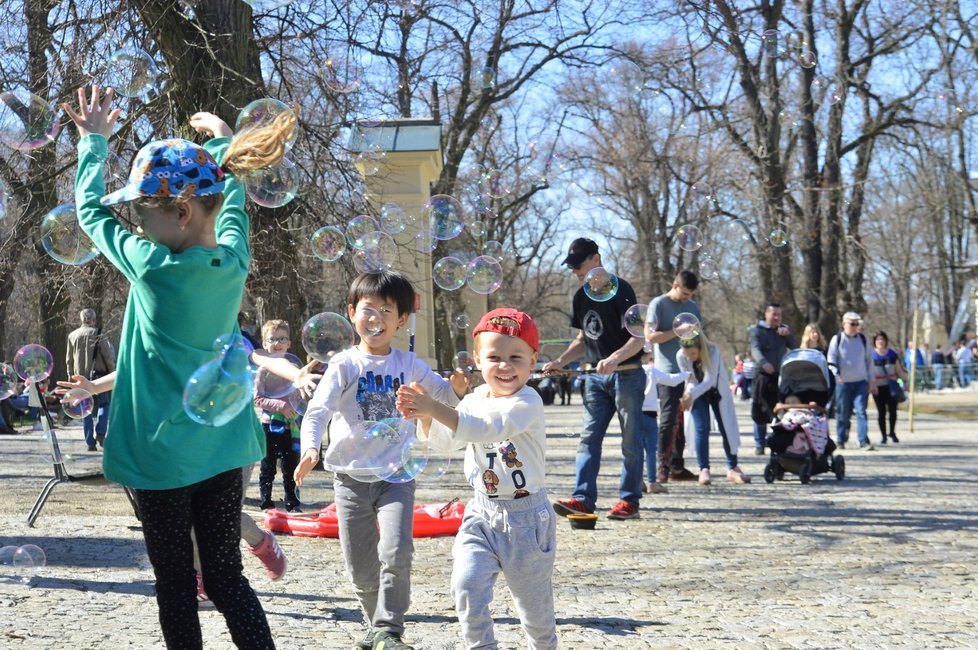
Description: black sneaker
890,433,899,443
880,436,887,445
352,629,376,650
259,499,275,510
372,630,414,649
286,503,303,513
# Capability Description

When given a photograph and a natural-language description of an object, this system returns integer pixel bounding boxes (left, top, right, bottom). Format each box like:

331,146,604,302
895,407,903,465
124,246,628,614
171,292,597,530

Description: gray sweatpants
452,489,558,649
334,473,415,636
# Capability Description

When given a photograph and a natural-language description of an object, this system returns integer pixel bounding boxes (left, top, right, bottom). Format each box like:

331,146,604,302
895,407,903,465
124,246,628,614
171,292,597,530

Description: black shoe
890,433,899,443
880,436,887,445
87,444,98,452
286,503,302,513
670,468,697,481
371,630,414,649
352,628,376,650
96,433,106,448
259,499,275,510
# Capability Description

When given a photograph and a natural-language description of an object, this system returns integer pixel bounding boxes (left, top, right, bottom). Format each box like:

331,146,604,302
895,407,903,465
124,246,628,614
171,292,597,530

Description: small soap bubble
480,169,511,199
452,350,477,372
480,240,504,261
102,151,129,192
39,204,100,266
722,218,752,242
323,51,364,94
301,313,356,363
0,363,17,400
62,388,94,420
760,29,779,56
583,267,619,302
673,312,702,341
769,228,789,247
311,225,346,262
244,158,299,208
346,215,382,250
235,98,298,151
103,48,160,98
425,195,465,241
0,89,60,151
676,224,703,252
464,255,504,295
467,220,487,239
413,227,436,253
799,50,817,69
14,345,53,382
778,109,799,128
243,0,294,9
379,202,408,234
699,255,719,280
452,313,471,330
255,353,302,399
352,232,397,274
623,304,647,338
433,256,467,291
785,30,806,50
479,65,496,90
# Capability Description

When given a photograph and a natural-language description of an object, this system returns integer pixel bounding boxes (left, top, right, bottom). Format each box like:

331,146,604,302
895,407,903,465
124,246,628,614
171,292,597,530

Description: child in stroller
764,349,845,484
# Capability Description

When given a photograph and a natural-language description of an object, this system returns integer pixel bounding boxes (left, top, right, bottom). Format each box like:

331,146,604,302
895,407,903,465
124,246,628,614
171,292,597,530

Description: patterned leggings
135,469,274,649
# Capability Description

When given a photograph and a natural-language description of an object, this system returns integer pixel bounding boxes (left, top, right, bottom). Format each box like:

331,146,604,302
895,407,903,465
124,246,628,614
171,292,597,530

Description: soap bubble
413,227,436,253
386,429,428,483
699,255,719,280
479,65,496,90
425,195,465,241
675,224,703,251
785,30,805,50
480,240,505,261
0,363,17,400
452,313,471,330
346,215,382,250
352,232,397,274
452,350,477,372
760,29,779,56
673,312,702,341
465,255,504,295
623,303,647,338
101,151,129,192
799,50,817,69
103,48,160,98
243,0,294,9
288,391,308,417
213,332,254,357
433,256,466,291
778,109,799,128
467,219,487,239
324,420,404,482
183,353,255,427
14,545,46,570
769,228,789,247
0,89,60,151
414,444,454,484
244,158,299,208
39,204,100,266
62,388,94,420
323,51,363,94
255,353,302,399
0,186,7,219
379,203,408,234
721,218,752,242
311,225,346,262
480,169,511,198
14,344,53,382
302,312,356,363
354,305,385,337
235,99,298,151
583,267,619,302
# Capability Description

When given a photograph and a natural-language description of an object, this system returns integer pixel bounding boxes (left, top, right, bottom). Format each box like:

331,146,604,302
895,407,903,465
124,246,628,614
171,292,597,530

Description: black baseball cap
562,238,599,267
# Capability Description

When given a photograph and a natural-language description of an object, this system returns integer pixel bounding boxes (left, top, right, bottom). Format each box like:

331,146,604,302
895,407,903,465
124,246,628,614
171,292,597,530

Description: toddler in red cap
396,308,557,649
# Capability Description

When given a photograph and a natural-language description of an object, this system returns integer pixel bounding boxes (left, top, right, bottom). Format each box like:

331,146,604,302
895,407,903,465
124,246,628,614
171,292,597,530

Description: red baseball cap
472,308,539,352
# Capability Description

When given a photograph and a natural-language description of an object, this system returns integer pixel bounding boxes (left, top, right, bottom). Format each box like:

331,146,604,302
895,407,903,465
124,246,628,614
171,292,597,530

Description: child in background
255,319,302,512
294,271,467,650
640,348,689,495
64,84,296,649
396,308,558,650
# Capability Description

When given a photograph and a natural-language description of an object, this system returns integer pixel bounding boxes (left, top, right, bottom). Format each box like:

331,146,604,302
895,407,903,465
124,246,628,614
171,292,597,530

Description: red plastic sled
264,499,465,538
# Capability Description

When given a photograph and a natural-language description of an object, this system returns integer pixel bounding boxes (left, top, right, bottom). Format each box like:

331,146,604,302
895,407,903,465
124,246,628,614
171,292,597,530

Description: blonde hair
800,323,821,349
681,332,713,375
222,106,298,176
261,319,290,342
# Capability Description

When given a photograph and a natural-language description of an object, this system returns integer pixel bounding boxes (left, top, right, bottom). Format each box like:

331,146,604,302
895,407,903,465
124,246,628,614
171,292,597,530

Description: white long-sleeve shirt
300,347,458,469
642,363,689,412
427,384,546,500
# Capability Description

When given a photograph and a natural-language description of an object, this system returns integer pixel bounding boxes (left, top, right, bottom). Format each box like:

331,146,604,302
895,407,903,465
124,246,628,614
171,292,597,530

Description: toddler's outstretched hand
62,85,122,139
294,360,322,400
395,382,435,419
190,112,233,138
449,368,471,399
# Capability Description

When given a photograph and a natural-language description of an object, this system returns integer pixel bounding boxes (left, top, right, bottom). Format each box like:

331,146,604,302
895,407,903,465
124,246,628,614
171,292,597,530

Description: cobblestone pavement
1,400,976,649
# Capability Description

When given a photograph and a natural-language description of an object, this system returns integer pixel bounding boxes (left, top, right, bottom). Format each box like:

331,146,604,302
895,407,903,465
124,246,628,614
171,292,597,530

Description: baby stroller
763,349,845,484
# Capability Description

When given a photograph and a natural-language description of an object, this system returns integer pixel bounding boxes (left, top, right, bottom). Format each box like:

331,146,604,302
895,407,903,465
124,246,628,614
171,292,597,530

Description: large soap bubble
103,48,160,98
244,158,299,208
235,98,298,151
673,312,702,341
464,255,503,295
14,345,53,382
346,215,382,250
322,420,405,482
0,363,17,400
433,256,466,291
323,51,363,94
301,312,356,363
40,204,100,266
0,89,60,151
352,232,397,274
311,225,346,262
583,267,619,302
183,340,255,427
425,195,465,241
623,303,647,338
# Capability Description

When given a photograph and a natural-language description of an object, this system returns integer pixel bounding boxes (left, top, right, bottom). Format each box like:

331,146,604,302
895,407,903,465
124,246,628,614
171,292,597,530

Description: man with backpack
827,312,877,450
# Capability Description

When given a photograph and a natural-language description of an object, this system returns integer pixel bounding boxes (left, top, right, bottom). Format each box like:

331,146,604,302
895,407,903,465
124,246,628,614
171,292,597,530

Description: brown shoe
726,467,751,484
644,481,668,494
670,468,697,481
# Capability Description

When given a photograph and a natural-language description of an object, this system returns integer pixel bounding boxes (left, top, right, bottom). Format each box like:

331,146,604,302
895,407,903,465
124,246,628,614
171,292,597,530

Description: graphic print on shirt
472,440,528,498
355,370,405,422
583,309,604,340
482,469,499,494
499,442,523,468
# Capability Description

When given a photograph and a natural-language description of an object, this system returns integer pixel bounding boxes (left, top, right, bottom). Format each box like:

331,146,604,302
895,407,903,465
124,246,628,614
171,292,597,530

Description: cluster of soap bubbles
759,29,817,71
301,312,356,362
235,99,300,208
672,213,789,281
39,204,100,266
322,418,453,484
0,544,46,583
432,255,503,295
182,334,255,427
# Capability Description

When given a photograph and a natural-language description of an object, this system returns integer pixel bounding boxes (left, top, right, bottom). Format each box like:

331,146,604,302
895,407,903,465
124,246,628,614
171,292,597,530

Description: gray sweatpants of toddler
334,474,415,636
452,488,558,649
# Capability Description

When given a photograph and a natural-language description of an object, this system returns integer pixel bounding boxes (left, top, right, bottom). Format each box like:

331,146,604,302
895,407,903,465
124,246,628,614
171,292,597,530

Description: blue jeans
690,398,738,470
573,368,645,509
642,412,659,483
958,363,971,388
83,392,110,447
933,364,944,389
835,380,869,446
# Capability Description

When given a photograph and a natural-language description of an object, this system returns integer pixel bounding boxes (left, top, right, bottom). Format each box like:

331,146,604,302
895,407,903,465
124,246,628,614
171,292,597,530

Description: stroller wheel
799,460,813,485
833,455,845,480
763,462,776,484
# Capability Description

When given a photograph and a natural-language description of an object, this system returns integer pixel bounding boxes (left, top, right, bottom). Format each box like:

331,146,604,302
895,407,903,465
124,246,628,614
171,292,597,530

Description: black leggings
135,469,274,649
872,385,898,437
259,425,300,506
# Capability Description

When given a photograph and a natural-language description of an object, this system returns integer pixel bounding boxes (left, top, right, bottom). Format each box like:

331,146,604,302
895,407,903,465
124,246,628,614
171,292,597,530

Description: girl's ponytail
222,106,299,176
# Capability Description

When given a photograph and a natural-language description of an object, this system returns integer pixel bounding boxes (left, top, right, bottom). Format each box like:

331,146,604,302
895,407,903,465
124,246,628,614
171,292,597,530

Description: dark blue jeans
83,392,110,447
690,398,738,470
573,368,645,509
835,380,869,446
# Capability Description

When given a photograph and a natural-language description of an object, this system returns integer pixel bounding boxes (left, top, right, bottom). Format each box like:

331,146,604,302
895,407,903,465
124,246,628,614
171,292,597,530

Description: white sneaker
698,468,712,485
